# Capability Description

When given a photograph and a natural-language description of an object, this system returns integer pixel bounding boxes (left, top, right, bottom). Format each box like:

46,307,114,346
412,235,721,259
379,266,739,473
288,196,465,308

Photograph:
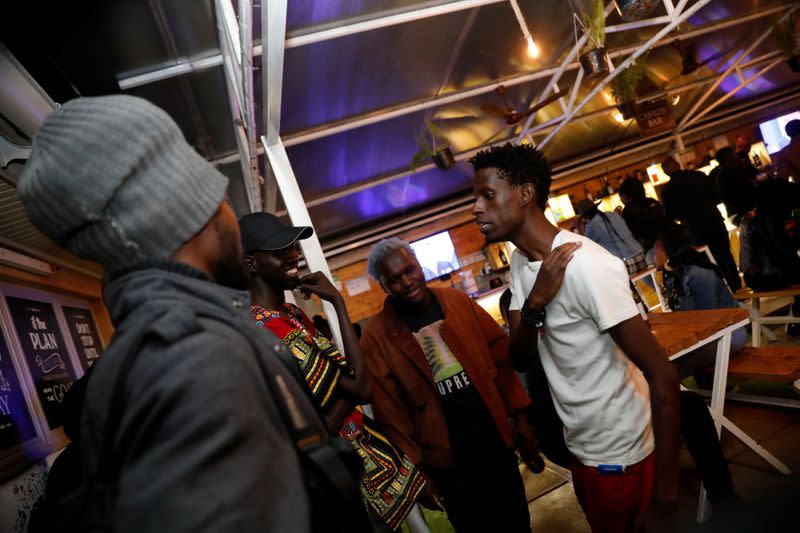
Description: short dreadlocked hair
469,143,552,210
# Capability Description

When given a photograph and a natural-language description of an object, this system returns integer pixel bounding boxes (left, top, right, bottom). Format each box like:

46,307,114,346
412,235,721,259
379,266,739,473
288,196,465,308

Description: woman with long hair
654,223,747,380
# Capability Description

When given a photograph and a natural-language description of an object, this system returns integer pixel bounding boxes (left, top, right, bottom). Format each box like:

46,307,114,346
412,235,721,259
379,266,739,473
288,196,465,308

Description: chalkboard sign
0,327,37,449
62,306,103,369
5,297,76,429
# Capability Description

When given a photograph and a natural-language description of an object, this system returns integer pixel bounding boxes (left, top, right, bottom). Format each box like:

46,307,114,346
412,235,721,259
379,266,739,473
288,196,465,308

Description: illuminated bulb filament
526,35,540,58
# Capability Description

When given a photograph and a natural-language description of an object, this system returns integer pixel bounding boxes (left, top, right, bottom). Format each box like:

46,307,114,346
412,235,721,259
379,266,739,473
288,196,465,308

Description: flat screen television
410,231,461,281
547,194,576,222
759,111,800,154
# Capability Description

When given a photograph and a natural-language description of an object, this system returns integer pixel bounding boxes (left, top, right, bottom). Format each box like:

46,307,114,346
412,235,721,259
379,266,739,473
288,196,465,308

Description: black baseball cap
238,212,313,253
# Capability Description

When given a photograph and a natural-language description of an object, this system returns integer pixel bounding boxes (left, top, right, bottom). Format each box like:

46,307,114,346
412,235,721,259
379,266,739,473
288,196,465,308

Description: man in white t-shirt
469,143,681,533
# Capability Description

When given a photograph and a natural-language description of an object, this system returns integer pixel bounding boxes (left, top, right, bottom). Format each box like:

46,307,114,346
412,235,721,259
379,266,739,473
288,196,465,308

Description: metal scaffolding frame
270,49,777,215
216,0,796,254
118,0,507,89
536,0,712,149
205,2,792,169
214,0,261,211
677,4,800,131
319,83,800,264
209,0,798,253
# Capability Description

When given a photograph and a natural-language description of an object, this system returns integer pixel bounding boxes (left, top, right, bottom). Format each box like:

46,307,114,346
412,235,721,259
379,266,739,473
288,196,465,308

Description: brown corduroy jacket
360,287,530,470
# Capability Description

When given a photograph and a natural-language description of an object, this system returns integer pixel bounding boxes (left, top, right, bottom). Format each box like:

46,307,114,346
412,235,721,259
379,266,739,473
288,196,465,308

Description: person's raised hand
527,241,581,312
297,272,343,303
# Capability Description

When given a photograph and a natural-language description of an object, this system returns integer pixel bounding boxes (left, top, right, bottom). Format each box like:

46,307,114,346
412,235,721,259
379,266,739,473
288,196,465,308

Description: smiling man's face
377,247,430,306
249,242,302,291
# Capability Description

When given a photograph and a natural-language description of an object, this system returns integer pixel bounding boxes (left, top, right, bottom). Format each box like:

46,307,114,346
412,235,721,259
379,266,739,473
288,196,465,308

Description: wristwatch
520,299,546,329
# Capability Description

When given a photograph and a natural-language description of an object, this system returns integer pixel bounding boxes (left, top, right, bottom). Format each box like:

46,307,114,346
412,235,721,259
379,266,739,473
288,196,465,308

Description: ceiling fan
672,34,752,78
481,85,568,125
479,86,568,144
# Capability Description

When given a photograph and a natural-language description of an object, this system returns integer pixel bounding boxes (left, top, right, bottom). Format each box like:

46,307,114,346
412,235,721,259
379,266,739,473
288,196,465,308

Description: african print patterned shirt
251,303,427,529
251,303,349,409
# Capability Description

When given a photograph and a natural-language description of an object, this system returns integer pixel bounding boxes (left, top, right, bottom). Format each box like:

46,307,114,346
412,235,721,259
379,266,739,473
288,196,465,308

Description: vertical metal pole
261,140,344,355
215,0,260,211
261,0,287,211
239,0,262,209
259,1,348,349
696,330,733,523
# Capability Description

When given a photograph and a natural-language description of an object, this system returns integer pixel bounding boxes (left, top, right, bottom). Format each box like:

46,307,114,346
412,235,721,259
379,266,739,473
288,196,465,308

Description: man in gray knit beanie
16,95,350,532
18,94,239,278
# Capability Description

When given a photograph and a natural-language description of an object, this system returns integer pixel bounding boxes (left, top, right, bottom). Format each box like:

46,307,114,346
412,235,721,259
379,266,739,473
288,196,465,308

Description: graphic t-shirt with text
414,320,472,397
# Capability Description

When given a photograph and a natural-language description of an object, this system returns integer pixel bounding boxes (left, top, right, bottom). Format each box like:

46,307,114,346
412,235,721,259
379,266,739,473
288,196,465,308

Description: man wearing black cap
239,213,427,531
239,212,372,433
16,95,356,532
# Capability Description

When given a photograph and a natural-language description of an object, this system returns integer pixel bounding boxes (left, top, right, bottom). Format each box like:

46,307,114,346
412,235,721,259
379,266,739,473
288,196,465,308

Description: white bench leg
720,417,791,475
751,298,761,347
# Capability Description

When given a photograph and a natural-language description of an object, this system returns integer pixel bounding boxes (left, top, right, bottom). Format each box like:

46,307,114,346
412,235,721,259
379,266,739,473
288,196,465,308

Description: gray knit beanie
17,95,228,272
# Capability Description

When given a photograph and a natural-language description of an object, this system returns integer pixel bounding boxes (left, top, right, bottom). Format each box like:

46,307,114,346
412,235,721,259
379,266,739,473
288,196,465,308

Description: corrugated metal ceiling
2,0,799,254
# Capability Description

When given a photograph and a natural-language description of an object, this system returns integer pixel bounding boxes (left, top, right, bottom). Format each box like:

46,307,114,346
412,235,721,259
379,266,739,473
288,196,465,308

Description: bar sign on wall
5,297,76,429
61,306,104,370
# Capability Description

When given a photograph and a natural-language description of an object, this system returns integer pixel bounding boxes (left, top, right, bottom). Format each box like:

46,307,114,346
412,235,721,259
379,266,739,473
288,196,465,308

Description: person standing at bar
618,176,669,262
710,147,757,224
470,143,680,533
660,156,742,290
361,238,542,533
576,198,647,275
775,120,800,180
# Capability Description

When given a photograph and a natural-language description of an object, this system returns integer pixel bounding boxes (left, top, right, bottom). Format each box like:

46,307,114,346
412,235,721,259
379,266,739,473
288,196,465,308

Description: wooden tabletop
648,308,750,357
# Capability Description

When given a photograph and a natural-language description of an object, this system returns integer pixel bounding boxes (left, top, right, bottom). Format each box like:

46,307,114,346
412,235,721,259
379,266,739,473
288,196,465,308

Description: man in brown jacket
360,238,541,533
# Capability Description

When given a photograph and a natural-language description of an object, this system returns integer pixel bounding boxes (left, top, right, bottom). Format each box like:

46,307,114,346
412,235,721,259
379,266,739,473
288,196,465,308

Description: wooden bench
733,284,800,347
727,345,800,382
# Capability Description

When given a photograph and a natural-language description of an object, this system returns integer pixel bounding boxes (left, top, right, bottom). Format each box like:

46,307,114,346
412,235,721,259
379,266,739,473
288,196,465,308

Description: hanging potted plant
411,120,455,171
614,0,661,22
774,17,800,72
579,0,609,84
610,58,646,120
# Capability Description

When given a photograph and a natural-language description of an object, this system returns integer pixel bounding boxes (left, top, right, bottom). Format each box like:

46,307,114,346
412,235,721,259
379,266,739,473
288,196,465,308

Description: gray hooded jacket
81,263,326,532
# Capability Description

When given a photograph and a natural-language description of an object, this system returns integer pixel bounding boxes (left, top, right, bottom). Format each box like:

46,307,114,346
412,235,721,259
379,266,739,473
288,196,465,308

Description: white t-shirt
509,230,654,467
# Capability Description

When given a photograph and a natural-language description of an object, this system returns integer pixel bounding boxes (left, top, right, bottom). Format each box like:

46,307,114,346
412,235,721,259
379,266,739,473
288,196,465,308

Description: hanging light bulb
671,94,681,105
613,111,625,123
526,35,540,59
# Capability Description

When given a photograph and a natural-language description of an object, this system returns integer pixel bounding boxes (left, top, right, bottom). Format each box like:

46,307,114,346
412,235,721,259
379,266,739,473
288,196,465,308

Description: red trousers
571,453,655,533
